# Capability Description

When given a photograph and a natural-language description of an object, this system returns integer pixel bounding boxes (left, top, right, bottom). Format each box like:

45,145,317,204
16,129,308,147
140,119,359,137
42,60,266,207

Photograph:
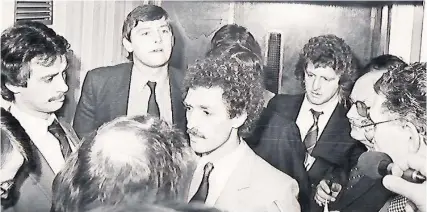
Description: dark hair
207,24,261,60
0,108,35,170
374,62,426,141
361,54,406,76
1,21,71,101
51,115,192,212
294,34,359,104
185,45,264,137
122,5,171,61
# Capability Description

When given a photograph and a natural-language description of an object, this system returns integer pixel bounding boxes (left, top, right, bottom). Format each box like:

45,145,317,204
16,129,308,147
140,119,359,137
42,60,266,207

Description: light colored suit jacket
1,109,79,212
190,142,301,212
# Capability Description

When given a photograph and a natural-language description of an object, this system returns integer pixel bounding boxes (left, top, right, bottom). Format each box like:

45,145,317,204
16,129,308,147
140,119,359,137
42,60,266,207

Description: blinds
15,0,53,25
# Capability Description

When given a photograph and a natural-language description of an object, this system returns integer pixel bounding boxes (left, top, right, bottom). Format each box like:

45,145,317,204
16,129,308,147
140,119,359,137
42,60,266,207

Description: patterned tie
147,81,160,117
303,109,323,154
190,162,214,203
48,119,72,159
388,195,408,212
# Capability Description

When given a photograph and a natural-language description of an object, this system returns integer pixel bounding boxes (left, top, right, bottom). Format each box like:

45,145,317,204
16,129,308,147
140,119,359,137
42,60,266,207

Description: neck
132,59,168,81
13,101,50,120
204,129,241,161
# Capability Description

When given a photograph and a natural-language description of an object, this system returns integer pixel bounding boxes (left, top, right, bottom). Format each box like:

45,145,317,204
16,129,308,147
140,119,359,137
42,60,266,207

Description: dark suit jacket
265,94,366,187
73,63,187,139
328,176,392,212
254,112,311,212
1,109,79,212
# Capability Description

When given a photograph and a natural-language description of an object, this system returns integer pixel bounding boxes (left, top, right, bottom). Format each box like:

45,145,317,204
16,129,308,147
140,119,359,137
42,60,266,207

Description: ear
5,83,22,95
404,122,421,153
231,111,248,129
122,38,133,53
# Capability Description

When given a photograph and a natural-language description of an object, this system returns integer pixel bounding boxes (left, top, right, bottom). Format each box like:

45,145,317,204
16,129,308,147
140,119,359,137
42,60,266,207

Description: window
15,0,53,25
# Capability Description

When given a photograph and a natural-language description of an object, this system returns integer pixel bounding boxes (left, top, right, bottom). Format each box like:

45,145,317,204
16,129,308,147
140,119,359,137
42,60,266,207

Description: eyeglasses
349,100,397,128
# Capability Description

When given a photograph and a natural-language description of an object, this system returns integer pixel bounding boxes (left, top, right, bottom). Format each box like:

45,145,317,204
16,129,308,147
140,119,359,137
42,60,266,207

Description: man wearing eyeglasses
313,54,407,212
254,34,366,211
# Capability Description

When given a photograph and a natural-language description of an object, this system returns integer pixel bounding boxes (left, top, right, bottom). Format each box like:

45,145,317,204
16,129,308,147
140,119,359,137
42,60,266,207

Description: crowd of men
1,4,426,212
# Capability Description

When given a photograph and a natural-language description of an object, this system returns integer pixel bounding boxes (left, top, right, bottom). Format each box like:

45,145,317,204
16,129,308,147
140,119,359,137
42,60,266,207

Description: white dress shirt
188,140,247,207
127,66,173,124
296,95,338,170
10,105,75,174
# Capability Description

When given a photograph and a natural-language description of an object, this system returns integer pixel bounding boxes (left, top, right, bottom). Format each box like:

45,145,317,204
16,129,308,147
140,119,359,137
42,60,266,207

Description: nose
57,76,69,93
346,104,358,119
312,77,321,91
153,30,163,44
186,110,196,130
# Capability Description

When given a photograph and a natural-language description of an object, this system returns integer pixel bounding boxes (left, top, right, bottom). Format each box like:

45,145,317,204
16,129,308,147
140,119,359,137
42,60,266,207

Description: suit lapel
26,142,55,199
334,176,377,209
168,67,186,132
112,63,132,118
214,145,253,206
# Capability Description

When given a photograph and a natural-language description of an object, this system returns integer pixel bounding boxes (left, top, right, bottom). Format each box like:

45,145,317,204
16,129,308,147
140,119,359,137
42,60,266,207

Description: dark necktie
303,109,323,154
48,119,72,159
190,162,214,203
147,81,160,118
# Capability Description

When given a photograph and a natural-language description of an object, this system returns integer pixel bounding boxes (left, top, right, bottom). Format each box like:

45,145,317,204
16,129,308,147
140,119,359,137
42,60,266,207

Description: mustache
48,93,66,102
186,128,206,139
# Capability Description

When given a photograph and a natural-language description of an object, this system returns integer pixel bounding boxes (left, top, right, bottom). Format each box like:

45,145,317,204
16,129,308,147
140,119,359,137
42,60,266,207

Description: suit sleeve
73,71,97,139
266,180,301,212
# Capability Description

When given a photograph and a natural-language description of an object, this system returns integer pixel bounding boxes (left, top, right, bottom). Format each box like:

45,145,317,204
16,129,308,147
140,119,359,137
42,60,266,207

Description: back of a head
52,115,191,212
361,54,407,76
1,21,70,102
208,24,261,59
0,108,34,170
374,62,426,141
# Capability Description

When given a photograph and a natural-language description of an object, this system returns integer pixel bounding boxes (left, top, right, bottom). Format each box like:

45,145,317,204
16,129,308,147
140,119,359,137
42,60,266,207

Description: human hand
383,154,426,212
314,180,342,206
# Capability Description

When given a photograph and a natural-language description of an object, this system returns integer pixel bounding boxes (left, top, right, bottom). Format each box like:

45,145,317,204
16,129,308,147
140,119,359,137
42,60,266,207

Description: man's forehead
185,87,224,105
134,17,169,29
352,71,385,99
29,56,67,77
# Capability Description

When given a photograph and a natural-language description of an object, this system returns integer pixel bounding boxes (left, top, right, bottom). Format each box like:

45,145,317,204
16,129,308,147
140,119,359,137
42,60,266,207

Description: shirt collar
198,138,247,168
132,65,169,86
10,104,56,137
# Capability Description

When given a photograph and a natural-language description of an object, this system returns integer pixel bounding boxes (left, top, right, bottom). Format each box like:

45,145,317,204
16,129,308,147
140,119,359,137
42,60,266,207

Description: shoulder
85,62,132,80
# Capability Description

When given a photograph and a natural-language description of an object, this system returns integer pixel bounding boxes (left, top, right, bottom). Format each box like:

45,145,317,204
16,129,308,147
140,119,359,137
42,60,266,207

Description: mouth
151,48,164,53
49,95,65,102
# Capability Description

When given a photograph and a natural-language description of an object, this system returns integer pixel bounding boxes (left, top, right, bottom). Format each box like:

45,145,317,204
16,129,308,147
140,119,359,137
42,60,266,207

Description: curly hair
374,62,426,142
206,24,262,60
122,5,171,61
1,21,71,101
51,115,193,212
185,46,264,137
294,34,359,104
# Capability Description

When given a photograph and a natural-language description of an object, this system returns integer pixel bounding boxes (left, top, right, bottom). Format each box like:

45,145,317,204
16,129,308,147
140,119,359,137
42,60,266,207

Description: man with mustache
1,21,79,212
184,45,300,212
74,5,186,139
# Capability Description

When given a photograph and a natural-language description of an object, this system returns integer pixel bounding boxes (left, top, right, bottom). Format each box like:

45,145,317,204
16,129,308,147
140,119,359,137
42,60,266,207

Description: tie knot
48,119,61,131
147,81,157,91
203,162,214,178
310,109,323,121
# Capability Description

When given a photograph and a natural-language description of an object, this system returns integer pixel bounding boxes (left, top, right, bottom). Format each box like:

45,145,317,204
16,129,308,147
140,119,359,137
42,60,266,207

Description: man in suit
256,35,366,203
73,5,186,139
184,45,300,212
1,21,79,212
314,55,406,212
